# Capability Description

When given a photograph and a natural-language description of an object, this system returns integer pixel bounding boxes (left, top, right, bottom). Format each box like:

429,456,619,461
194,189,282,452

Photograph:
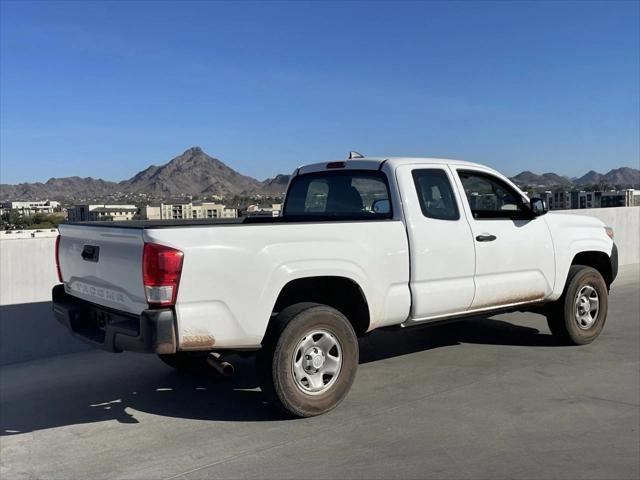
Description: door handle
475,234,497,242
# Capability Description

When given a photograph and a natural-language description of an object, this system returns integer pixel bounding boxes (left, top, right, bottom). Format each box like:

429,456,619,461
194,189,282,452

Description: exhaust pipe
206,353,234,377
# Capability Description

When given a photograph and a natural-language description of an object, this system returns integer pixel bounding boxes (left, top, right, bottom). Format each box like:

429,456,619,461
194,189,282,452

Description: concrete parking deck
1,265,638,479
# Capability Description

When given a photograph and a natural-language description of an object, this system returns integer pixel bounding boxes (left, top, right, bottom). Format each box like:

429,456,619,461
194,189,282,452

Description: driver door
451,168,556,310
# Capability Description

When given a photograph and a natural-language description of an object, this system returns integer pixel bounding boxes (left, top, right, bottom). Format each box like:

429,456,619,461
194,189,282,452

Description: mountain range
0,147,638,202
511,167,640,189
0,147,291,202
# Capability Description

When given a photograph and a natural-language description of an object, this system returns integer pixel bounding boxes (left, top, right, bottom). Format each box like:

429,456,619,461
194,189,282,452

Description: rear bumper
52,284,177,354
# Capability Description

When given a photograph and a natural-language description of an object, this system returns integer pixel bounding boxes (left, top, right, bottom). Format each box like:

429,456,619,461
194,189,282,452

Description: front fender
545,213,614,299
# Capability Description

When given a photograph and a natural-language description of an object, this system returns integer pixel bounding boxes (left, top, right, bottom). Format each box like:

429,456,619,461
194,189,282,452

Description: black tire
257,302,359,418
546,265,608,345
157,352,209,371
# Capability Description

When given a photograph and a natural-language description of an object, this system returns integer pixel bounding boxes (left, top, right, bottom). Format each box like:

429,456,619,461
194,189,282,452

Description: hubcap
291,329,342,395
574,285,600,330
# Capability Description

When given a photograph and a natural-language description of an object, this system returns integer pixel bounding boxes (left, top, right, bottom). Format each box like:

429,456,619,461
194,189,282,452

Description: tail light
142,243,184,307
55,235,63,282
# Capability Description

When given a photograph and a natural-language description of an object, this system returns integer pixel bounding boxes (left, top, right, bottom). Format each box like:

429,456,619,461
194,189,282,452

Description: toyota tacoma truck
52,156,618,417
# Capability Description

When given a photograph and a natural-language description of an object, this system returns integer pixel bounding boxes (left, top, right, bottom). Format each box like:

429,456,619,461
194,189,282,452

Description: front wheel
546,265,608,345
257,303,359,417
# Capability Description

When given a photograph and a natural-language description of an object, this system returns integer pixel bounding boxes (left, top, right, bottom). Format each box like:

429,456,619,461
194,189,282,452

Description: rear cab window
283,170,392,220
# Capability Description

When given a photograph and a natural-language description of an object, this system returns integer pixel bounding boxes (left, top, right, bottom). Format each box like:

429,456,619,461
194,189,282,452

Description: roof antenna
348,151,364,159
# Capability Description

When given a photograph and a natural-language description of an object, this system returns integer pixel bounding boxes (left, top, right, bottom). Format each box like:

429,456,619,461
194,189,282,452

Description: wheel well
572,251,612,287
272,276,370,335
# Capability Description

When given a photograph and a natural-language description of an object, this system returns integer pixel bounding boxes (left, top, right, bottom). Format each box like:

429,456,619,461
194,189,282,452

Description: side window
412,169,460,220
458,171,529,220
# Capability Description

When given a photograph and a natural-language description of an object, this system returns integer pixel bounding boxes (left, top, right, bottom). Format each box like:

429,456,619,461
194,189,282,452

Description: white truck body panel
448,164,556,310
142,221,410,349
395,163,476,318
57,224,147,315
543,212,612,300
57,156,615,351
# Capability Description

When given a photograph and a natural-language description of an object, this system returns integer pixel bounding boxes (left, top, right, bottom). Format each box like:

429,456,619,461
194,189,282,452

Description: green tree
1,209,24,229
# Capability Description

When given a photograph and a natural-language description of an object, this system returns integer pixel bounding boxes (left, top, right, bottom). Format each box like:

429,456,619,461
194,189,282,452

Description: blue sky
1,0,638,184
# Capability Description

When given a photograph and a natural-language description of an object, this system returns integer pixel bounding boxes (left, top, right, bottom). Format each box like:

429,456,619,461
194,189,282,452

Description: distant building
245,203,282,217
143,200,196,220
68,204,138,222
539,191,571,210
570,189,640,210
538,189,640,210
600,189,640,208
142,201,238,220
2,200,60,216
571,191,595,209
198,202,239,219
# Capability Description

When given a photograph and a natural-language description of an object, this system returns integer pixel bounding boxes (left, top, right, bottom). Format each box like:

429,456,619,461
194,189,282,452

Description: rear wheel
546,265,608,345
258,303,359,417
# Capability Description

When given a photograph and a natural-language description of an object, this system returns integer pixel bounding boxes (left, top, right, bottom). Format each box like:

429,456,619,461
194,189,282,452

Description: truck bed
63,215,393,229
57,216,411,344
64,218,250,229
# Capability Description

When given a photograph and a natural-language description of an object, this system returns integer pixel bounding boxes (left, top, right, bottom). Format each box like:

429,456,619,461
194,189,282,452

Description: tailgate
58,224,148,315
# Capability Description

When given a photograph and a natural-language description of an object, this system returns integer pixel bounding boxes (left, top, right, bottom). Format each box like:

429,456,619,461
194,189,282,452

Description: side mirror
530,197,548,216
371,199,390,214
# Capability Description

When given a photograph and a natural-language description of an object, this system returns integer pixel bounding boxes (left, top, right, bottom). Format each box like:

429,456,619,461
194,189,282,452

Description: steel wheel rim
291,329,343,395
574,285,600,330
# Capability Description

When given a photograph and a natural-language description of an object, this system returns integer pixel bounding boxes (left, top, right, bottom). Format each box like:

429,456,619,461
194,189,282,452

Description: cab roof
297,157,495,175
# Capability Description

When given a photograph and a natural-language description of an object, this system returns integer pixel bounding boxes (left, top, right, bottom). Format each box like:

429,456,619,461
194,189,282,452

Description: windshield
283,170,392,219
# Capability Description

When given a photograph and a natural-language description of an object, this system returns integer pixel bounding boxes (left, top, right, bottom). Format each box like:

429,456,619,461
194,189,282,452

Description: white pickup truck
53,156,618,417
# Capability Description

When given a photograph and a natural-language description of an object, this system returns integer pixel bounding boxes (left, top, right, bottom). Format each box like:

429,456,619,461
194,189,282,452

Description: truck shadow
0,316,561,435
359,316,560,364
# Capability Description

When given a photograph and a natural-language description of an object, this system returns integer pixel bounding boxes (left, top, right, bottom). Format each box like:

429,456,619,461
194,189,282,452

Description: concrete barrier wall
1,236,58,305
0,207,638,365
0,229,59,240
552,206,640,266
0,236,90,365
